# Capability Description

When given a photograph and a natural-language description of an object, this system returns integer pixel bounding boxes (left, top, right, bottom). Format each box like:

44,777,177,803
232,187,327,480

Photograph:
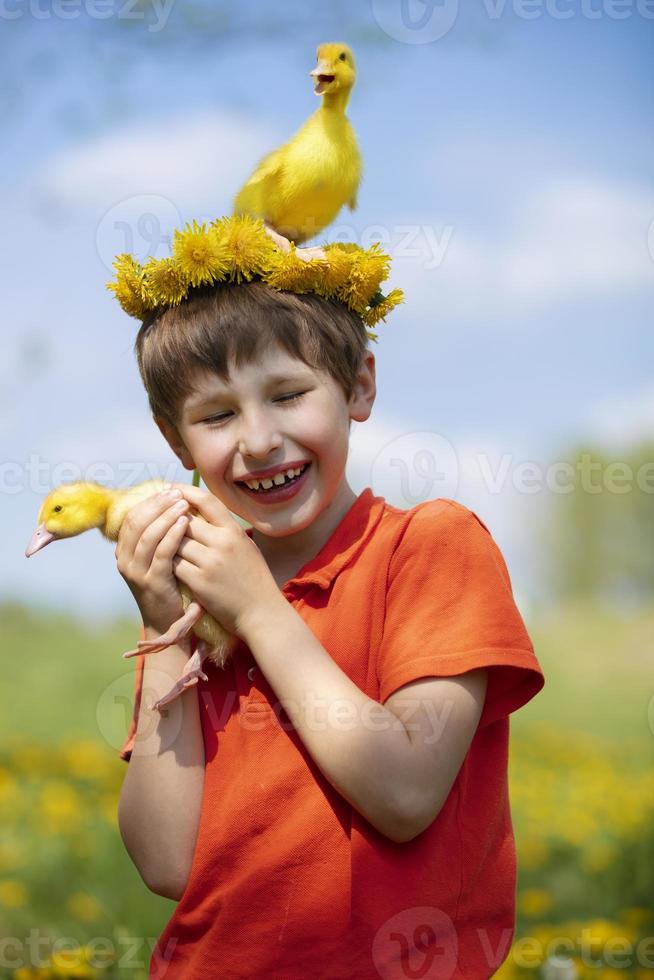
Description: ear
154,416,196,471
348,350,376,423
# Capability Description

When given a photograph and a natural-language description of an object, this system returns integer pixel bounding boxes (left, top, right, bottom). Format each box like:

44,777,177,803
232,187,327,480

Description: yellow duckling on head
233,41,362,261
25,479,237,711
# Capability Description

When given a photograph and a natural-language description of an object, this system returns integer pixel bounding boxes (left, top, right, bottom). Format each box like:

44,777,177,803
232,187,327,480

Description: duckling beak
25,524,58,557
310,61,336,95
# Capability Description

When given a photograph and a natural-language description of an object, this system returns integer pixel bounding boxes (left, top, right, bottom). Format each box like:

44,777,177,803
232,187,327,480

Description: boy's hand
115,489,191,637
168,484,282,639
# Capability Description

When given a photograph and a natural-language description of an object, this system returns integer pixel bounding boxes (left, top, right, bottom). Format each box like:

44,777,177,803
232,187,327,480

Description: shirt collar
246,487,386,593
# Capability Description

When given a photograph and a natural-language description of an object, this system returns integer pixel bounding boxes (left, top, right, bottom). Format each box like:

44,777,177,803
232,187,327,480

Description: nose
237,408,284,460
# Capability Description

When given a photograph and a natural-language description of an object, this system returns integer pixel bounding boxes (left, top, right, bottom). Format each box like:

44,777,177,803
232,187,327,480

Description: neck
320,87,352,114
250,479,358,585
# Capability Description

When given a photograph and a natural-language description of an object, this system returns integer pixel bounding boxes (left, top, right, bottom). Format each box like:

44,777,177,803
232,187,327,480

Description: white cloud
586,384,654,450
30,110,280,217
399,175,654,323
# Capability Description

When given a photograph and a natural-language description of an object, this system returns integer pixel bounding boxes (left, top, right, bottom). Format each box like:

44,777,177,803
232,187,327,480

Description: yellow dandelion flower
211,215,277,283
143,257,190,308
172,219,228,288
0,878,27,908
318,244,360,298
49,945,99,979
339,245,391,312
518,887,554,918
362,287,404,328
0,767,19,808
106,254,150,321
263,246,326,295
67,891,103,923
620,907,652,929
13,968,55,979
39,780,82,835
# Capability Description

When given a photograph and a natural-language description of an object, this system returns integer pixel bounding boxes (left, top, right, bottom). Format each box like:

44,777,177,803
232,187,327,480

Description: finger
131,499,189,569
169,484,234,528
174,534,205,566
118,490,186,557
172,554,195,584
179,513,214,546
150,513,190,568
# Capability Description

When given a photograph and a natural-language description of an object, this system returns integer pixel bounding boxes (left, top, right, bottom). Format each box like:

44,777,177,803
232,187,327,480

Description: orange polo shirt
120,487,544,980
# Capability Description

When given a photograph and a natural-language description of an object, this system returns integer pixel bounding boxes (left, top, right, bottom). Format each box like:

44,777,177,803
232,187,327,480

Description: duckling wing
233,146,285,215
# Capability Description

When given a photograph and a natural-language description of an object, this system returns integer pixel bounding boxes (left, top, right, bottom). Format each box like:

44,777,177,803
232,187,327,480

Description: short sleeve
377,500,544,729
119,625,146,763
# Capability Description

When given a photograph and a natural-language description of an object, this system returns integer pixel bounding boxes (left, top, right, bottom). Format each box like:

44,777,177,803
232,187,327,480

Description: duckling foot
122,601,205,659
295,245,327,262
152,644,210,711
262,222,326,262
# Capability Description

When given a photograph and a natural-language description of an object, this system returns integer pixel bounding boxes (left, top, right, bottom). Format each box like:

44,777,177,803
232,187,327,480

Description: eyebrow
186,372,314,411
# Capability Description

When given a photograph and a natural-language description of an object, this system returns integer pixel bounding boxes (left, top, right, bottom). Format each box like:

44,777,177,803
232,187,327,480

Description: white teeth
244,464,307,492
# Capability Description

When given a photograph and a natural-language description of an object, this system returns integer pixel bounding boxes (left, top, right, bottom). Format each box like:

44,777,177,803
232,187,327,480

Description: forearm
239,597,418,843
118,633,205,898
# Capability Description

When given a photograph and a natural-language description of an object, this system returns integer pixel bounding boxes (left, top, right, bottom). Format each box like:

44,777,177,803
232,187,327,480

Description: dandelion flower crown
106,214,404,342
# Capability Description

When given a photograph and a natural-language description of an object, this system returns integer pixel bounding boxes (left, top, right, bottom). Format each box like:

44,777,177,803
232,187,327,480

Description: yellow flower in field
172,219,228,288
10,743,50,772
66,891,103,922
580,918,624,960
60,741,111,781
517,836,549,870
99,792,119,826
489,953,518,979
518,887,554,918
49,946,100,978
581,839,617,873
13,968,55,979
620,906,652,929
39,780,82,835
0,838,22,872
0,768,19,808
0,878,27,907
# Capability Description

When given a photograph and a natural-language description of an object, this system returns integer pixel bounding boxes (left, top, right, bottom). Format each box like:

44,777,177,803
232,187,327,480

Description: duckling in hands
233,42,362,262
25,479,237,711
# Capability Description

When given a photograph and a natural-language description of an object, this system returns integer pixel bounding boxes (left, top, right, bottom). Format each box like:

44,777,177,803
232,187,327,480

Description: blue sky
4,0,653,621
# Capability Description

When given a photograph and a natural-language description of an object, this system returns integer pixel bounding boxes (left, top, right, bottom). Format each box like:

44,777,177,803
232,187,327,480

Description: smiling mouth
237,462,310,493
314,74,335,94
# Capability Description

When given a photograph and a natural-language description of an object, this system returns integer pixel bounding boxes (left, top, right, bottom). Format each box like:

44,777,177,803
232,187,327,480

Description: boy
112,230,544,980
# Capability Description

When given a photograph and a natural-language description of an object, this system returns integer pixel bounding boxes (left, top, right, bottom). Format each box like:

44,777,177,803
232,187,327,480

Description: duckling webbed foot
122,601,205,659
262,222,326,262
152,642,210,711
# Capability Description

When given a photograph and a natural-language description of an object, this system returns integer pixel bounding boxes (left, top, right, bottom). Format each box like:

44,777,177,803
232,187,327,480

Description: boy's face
157,343,376,537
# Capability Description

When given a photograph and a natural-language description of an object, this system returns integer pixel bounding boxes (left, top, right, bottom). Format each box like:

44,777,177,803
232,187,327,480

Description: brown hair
134,280,370,425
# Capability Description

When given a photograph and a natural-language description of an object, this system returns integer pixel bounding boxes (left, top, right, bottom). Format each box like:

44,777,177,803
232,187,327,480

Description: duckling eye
53,505,62,512
339,52,347,61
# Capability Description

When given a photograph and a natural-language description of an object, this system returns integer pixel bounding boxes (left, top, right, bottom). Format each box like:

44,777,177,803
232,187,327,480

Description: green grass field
1,599,652,979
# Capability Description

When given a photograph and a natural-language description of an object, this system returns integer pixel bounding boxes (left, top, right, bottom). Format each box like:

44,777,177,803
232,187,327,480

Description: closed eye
202,391,306,426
